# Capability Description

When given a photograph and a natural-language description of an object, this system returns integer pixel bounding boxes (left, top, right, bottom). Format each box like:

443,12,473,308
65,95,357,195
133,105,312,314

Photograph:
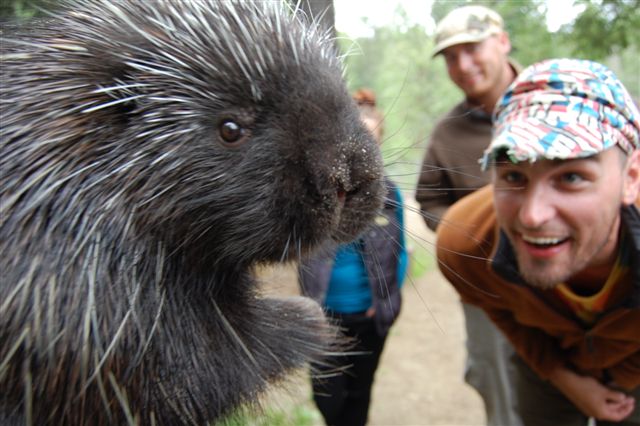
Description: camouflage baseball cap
432,5,504,57
481,58,640,170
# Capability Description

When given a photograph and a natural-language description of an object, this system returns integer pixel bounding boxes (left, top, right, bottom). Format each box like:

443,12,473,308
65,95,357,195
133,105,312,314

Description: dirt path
258,200,486,425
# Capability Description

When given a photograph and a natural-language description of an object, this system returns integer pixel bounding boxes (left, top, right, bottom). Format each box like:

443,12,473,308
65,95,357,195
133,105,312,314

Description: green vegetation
408,239,436,279
216,403,321,426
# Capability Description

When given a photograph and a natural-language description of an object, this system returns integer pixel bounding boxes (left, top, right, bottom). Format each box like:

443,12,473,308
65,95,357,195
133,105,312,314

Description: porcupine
0,1,385,424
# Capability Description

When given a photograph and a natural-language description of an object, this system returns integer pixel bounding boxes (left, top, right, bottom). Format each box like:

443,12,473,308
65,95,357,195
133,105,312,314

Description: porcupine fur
0,1,385,424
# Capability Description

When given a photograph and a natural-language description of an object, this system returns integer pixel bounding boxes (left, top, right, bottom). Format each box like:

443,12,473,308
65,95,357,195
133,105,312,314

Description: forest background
3,0,639,191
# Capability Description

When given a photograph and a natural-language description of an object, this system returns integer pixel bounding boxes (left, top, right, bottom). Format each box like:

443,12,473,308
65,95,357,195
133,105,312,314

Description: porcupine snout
314,116,385,244
333,135,382,198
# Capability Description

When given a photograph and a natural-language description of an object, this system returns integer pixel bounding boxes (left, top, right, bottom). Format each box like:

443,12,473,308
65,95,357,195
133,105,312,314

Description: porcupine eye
218,119,248,147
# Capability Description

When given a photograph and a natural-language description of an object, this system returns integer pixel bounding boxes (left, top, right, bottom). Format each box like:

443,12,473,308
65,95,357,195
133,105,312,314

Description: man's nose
455,51,474,72
518,185,555,228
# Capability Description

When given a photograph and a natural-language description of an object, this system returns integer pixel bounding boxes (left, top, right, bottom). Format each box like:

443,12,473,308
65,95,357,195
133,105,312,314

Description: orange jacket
437,185,640,390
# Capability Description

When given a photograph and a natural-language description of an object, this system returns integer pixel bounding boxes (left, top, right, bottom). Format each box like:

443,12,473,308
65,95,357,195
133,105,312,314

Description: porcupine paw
258,296,340,367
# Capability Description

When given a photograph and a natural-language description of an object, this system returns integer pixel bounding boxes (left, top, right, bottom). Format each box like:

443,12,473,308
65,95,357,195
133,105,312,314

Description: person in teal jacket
299,88,408,426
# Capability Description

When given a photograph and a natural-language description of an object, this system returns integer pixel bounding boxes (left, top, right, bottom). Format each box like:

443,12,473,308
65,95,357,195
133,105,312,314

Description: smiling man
437,59,640,426
415,6,522,426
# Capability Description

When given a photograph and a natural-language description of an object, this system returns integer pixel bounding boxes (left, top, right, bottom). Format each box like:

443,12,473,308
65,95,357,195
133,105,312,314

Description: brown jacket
415,60,522,231
437,185,640,390
415,102,492,230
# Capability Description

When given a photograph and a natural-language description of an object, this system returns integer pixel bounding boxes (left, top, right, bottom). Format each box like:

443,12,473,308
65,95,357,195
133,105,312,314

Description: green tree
0,0,50,21
564,0,640,60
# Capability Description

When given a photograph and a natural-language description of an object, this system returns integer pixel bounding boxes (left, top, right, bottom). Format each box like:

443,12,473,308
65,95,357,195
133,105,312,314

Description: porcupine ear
98,26,188,120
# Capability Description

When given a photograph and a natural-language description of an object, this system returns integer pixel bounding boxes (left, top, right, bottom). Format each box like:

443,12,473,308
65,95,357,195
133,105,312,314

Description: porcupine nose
332,137,383,206
330,148,356,203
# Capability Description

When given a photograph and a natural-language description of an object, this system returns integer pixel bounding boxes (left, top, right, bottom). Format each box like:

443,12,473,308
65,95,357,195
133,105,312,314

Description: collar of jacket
490,204,640,308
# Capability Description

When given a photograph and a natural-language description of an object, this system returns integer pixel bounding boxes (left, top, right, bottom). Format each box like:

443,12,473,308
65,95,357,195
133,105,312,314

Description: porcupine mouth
331,183,381,244
337,188,347,206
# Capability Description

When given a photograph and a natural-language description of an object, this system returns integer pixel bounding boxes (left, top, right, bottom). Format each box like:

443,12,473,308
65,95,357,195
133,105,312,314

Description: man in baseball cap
415,6,522,425
438,58,640,425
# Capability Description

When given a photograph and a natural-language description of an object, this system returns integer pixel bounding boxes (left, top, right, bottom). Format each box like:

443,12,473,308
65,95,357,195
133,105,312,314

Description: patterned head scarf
481,58,640,170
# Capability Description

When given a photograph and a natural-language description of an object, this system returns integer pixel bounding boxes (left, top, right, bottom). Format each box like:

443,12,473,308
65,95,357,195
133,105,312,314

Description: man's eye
561,172,584,184
503,171,524,184
494,170,526,190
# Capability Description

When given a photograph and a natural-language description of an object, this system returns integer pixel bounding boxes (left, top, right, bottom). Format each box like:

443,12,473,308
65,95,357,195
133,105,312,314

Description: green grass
408,239,436,280
217,403,321,426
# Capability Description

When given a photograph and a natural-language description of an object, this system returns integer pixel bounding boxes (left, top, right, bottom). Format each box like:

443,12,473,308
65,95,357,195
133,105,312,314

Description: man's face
492,147,640,289
442,33,510,101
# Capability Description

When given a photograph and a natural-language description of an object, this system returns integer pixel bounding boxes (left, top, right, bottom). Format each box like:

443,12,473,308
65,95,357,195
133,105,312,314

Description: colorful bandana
481,59,640,170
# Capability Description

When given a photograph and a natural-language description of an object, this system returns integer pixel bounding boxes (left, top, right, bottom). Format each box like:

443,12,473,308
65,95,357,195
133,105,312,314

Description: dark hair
353,88,384,139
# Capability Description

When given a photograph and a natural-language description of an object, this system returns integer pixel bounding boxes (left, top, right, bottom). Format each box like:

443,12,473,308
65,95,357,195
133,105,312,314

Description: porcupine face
32,0,385,268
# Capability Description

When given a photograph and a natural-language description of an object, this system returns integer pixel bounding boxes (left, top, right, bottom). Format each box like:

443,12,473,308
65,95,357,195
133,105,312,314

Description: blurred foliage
0,0,51,21
408,239,436,279
567,0,640,60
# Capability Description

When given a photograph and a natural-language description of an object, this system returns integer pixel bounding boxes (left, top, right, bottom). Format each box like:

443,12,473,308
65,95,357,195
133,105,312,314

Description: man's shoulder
430,101,491,142
433,101,470,127
436,185,497,258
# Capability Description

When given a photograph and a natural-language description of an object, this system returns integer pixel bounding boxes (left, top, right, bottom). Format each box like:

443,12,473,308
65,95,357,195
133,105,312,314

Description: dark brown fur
0,1,384,424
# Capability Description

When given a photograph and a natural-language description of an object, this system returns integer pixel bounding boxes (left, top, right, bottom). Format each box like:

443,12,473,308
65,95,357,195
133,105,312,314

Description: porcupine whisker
23,162,100,208
82,257,145,398
45,276,58,361
81,237,100,387
2,262,35,317
211,300,261,372
91,83,150,95
94,369,113,424
281,232,293,263
297,235,303,263
2,162,97,218
127,264,166,376
81,96,146,114
31,272,42,356
107,374,136,426
24,364,34,426
65,214,106,277
371,208,446,333
122,61,184,81
29,82,93,95
216,14,256,87
435,254,501,298
374,199,491,257
246,331,286,374
0,38,76,54
156,381,189,425
0,328,28,378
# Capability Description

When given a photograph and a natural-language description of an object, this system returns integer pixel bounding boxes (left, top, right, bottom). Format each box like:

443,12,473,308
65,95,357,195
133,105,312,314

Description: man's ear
622,150,640,205
498,31,512,55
